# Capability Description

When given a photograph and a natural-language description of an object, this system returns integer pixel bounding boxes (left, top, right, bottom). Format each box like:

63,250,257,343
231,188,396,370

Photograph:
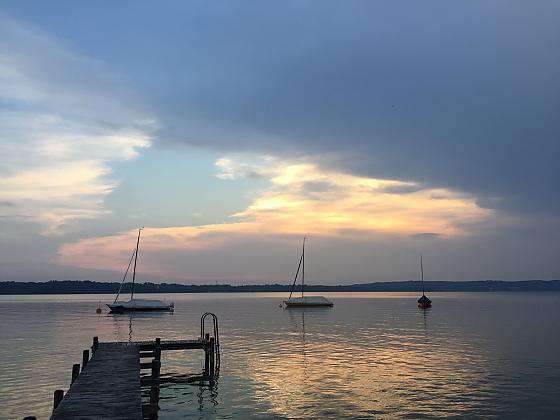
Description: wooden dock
46,313,220,420
50,343,142,420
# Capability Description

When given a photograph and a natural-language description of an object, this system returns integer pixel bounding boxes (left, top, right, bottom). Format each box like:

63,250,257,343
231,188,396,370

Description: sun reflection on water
2,293,560,419
235,307,497,419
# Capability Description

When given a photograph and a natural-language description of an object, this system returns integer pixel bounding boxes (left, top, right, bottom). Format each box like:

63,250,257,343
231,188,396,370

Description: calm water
1,292,560,419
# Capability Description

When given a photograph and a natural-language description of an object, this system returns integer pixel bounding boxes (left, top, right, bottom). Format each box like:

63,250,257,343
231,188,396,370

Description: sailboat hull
283,296,333,307
107,299,174,313
417,295,432,309
107,305,173,313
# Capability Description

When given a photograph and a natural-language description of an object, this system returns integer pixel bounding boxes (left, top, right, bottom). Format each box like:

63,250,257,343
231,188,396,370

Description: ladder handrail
200,312,220,375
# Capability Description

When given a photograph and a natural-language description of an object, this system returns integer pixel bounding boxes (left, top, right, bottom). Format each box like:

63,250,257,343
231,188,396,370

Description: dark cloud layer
4,1,559,218
141,1,560,218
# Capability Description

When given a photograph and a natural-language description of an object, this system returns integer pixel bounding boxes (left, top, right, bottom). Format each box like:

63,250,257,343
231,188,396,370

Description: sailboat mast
114,248,137,304
420,254,425,296
288,253,303,300
301,237,306,298
131,228,143,299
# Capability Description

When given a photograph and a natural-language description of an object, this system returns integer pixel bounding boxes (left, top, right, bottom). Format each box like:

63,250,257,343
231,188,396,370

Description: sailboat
107,228,174,313
283,237,333,307
417,255,432,309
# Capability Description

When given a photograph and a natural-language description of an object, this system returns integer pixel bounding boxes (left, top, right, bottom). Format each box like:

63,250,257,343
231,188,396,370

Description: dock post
71,363,80,384
204,332,211,375
151,359,161,380
148,385,159,420
149,387,159,419
209,337,215,377
149,384,160,404
53,389,64,412
149,358,161,418
92,336,99,353
204,350,210,376
82,349,89,371
155,337,161,361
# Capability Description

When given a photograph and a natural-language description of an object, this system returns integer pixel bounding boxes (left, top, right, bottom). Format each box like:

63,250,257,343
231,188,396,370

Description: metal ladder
200,312,220,375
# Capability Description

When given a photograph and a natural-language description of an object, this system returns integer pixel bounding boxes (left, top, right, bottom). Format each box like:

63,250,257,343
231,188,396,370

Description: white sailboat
107,228,174,313
283,237,333,307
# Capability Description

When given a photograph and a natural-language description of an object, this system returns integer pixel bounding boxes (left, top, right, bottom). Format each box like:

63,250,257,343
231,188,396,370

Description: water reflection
197,380,219,412
157,376,219,416
110,312,136,343
420,306,430,338
244,303,498,419
288,310,309,382
110,310,174,342
2,293,560,419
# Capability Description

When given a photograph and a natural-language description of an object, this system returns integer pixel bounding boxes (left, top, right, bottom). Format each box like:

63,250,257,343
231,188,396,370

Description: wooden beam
53,389,64,412
71,364,80,385
81,350,89,371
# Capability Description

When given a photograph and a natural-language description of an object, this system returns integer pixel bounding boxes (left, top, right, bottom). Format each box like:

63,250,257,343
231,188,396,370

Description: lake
1,292,559,419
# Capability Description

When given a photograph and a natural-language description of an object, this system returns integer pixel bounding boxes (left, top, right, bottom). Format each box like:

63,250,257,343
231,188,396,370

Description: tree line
0,279,559,294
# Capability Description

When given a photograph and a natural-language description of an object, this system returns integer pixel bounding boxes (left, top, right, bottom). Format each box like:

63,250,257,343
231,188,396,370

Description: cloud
381,184,425,195
133,1,560,219
412,233,441,240
214,156,273,180
3,3,558,282
0,16,152,234
58,156,494,279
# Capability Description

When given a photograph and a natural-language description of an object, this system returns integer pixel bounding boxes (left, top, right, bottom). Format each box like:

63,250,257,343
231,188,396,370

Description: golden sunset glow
235,162,490,237
57,158,493,275
243,312,493,418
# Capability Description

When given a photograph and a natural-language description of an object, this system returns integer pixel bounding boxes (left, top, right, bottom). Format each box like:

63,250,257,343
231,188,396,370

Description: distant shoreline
1,279,559,295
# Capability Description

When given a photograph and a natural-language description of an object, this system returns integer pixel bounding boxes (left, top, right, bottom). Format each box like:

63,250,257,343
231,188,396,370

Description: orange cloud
57,158,494,277
235,162,489,236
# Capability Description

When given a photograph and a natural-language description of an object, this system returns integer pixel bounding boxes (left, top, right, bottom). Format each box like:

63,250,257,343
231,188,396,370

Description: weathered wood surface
50,343,142,420
134,339,212,351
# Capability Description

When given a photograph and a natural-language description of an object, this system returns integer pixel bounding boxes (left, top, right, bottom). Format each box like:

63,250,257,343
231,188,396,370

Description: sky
0,1,559,284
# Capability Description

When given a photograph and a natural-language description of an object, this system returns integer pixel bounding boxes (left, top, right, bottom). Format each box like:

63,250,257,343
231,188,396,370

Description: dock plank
135,339,211,351
50,343,142,420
